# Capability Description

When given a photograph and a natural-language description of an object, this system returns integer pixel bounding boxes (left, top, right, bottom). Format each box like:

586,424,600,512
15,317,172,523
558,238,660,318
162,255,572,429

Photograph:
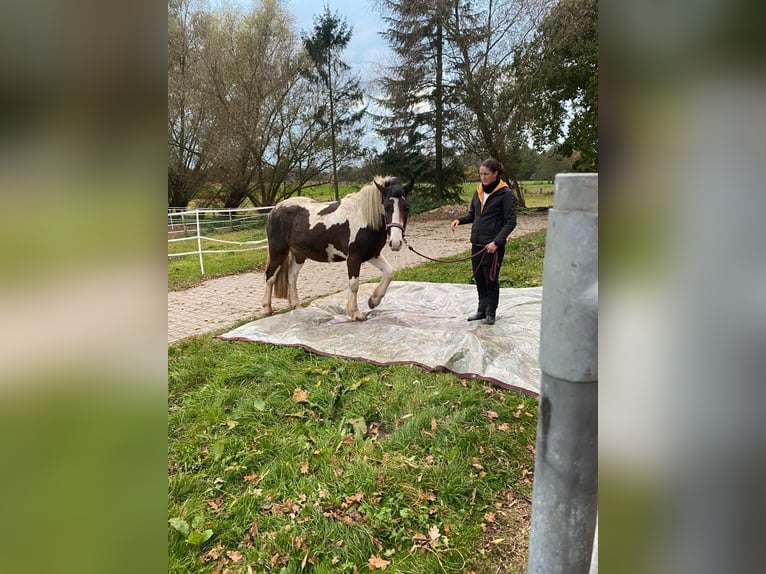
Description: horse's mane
353,176,390,231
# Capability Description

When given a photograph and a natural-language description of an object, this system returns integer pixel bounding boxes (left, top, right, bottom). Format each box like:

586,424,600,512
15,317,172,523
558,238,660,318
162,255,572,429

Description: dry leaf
483,512,496,523
430,419,437,432
226,550,244,563
368,555,391,570
345,492,364,504
292,388,310,403
497,423,510,432
428,524,440,541
487,410,499,420
300,461,309,474
243,473,258,482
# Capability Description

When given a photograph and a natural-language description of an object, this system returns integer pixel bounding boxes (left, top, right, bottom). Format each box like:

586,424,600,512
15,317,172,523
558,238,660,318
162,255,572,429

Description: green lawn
168,230,546,574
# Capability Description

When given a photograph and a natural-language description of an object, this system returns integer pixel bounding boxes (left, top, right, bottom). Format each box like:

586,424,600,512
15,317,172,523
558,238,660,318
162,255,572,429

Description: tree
168,0,211,207
303,4,366,201
375,0,464,203
447,0,555,207
200,0,333,208
513,0,598,171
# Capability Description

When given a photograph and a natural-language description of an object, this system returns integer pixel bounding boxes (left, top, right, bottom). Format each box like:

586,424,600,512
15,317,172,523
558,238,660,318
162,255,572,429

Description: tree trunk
434,21,444,201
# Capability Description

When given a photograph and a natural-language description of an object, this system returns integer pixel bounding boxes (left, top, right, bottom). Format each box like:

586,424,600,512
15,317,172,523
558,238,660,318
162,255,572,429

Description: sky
224,0,393,150
286,0,392,80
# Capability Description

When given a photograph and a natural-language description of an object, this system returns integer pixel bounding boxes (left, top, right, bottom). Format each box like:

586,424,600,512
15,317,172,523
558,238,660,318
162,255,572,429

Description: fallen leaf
430,419,437,432
484,512,496,523
497,422,510,432
428,524,440,542
345,492,364,504
487,410,499,420
292,388,310,403
243,473,258,483
300,461,309,474
226,550,244,563
368,555,391,570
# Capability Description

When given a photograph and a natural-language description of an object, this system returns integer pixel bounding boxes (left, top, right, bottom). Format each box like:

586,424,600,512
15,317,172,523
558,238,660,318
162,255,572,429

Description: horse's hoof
350,312,367,322
368,297,380,309
262,306,272,315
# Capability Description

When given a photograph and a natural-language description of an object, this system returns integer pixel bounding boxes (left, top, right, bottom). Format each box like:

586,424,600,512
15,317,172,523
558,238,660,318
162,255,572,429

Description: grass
395,230,545,289
168,228,269,291
459,181,553,209
168,230,546,573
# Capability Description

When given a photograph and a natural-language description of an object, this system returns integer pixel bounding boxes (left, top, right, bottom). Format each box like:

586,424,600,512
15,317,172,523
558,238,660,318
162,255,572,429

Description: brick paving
168,212,548,345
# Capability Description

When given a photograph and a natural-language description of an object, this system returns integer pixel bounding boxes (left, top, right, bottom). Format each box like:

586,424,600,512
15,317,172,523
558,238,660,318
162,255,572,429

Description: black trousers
471,243,505,316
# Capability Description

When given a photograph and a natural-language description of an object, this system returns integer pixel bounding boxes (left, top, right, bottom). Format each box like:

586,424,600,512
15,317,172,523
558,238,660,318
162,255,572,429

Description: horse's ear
404,178,414,195
374,180,387,195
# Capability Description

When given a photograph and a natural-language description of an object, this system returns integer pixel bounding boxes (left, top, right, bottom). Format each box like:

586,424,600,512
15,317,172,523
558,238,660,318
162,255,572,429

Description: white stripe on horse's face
389,198,404,251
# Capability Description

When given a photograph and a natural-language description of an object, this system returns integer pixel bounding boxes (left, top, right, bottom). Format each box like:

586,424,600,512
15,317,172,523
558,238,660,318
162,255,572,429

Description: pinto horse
262,176,413,321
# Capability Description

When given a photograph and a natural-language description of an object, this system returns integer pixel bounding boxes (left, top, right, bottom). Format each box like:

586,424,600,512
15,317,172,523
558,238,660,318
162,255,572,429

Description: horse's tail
273,251,291,299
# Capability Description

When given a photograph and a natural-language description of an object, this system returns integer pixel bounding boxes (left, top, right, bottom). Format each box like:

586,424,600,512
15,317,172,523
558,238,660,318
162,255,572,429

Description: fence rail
167,206,273,275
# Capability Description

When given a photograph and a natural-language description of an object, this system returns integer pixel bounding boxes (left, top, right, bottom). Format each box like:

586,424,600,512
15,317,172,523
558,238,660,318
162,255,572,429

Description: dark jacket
457,180,517,245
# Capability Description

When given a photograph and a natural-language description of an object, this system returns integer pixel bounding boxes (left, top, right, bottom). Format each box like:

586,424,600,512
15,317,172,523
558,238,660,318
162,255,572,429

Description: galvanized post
527,173,598,574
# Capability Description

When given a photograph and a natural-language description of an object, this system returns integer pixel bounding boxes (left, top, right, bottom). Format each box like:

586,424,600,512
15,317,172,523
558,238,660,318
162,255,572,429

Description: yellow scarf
476,180,509,213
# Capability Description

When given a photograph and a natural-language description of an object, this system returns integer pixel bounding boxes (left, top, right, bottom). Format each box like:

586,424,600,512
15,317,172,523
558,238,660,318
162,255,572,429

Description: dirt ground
167,208,548,345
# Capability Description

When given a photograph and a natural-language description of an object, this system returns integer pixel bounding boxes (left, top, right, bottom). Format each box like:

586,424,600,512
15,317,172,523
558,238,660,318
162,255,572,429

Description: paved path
168,212,548,345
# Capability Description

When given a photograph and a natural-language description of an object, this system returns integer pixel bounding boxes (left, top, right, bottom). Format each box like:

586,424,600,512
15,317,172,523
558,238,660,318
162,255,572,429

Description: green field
168,230,547,573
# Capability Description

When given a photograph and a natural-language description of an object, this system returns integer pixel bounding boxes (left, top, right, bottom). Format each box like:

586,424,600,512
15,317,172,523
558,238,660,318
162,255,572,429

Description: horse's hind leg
287,254,305,309
262,252,285,315
367,255,394,310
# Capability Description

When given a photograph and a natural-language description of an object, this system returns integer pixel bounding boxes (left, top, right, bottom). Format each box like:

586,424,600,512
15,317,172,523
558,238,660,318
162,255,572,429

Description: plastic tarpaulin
218,281,542,395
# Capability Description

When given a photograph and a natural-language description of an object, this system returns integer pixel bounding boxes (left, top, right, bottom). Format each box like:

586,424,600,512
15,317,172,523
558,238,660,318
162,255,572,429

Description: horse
261,176,413,321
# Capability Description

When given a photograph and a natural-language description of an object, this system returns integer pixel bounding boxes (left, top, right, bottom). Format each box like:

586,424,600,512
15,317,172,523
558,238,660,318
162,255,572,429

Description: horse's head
375,176,413,251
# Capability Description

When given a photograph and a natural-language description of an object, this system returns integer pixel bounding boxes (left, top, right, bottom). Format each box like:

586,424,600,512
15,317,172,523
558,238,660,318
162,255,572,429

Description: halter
386,222,406,234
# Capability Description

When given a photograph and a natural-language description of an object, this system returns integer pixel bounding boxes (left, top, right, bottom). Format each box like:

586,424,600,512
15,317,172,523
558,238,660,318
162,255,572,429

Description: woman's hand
450,219,460,232
486,241,497,253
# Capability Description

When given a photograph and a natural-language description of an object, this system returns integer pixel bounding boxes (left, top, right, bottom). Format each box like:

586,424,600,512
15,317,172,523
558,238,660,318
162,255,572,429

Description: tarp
218,281,542,396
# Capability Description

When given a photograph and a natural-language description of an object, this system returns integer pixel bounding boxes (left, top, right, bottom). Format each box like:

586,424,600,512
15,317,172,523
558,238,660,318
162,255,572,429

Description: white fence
168,206,272,274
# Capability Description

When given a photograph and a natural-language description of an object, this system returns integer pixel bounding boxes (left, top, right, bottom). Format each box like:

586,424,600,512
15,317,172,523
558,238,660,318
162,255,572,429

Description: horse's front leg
366,254,393,309
345,258,366,321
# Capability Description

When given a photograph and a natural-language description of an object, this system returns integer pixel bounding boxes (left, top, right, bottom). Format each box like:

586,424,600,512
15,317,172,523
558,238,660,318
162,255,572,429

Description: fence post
195,209,205,275
527,173,598,574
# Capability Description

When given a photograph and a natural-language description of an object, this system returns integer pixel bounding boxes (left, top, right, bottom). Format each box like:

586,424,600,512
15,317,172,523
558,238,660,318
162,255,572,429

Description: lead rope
403,237,499,282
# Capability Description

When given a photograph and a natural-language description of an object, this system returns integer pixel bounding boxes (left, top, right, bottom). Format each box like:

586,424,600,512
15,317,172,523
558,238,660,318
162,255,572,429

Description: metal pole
527,173,598,574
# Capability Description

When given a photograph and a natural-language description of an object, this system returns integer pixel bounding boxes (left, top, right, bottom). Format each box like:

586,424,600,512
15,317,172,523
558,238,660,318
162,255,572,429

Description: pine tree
303,5,366,201
376,0,463,203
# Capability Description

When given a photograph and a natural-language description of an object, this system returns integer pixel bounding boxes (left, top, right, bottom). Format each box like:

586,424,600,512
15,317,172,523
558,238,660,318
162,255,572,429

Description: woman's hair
480,157,505,175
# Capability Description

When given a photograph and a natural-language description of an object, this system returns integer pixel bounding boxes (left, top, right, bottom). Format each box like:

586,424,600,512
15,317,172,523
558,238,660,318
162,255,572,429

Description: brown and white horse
262,176,413,321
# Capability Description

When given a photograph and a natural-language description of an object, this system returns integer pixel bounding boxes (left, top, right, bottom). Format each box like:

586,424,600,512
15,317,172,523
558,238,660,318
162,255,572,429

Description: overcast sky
287,0,392,79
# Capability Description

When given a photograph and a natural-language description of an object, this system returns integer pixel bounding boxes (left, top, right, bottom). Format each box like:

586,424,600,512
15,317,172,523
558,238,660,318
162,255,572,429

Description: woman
450,158,517,325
